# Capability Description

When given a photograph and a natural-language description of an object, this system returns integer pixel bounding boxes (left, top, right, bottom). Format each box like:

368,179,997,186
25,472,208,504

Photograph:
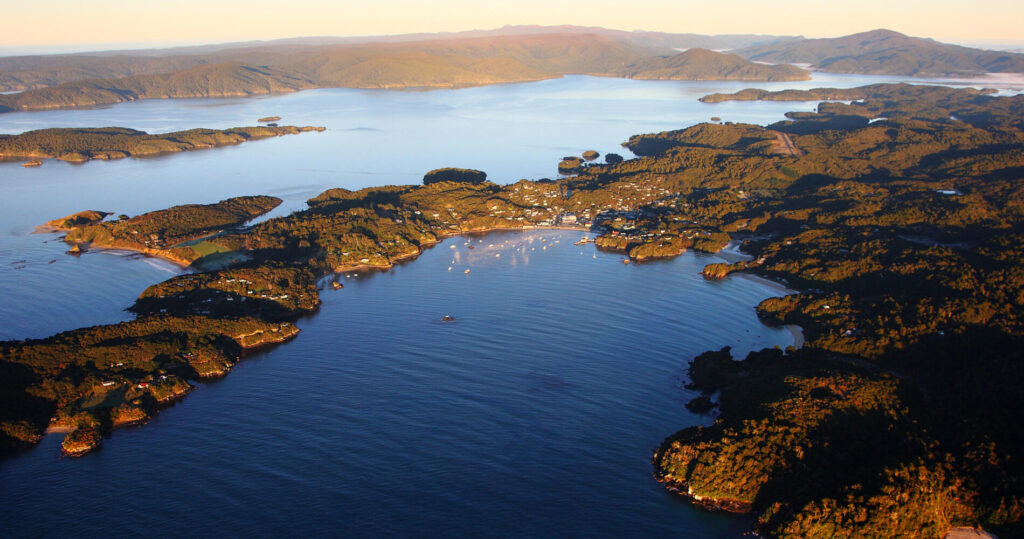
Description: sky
2,0,1023,54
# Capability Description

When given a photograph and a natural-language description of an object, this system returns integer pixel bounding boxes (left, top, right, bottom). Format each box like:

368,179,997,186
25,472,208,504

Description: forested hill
734,28,1024,76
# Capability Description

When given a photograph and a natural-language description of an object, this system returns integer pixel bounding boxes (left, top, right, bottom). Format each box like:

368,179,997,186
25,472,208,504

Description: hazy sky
3,0,1023,53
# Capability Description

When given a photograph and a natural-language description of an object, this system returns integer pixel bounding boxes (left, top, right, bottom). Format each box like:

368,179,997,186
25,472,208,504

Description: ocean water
0,73,979,536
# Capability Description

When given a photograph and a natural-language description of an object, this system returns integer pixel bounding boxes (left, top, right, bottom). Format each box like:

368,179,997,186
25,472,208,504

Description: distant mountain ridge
735,29,1024,76
1,26,1022,114
0,24,796,60
0,33,805,113
0,27,799,93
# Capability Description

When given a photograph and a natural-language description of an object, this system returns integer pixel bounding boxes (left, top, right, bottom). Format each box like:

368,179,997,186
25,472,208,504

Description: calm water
1,230,794,537
0,73,991,536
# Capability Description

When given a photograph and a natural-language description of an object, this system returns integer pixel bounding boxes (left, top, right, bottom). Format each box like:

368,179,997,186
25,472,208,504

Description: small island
422,167,487,185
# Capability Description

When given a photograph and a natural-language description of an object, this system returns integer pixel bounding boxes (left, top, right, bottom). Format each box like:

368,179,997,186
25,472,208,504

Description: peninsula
1,84,1023,537
0,125,325,163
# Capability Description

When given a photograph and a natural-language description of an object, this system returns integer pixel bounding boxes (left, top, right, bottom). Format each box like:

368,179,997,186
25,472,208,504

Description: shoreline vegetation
2,83,1024,537
0,125,325,164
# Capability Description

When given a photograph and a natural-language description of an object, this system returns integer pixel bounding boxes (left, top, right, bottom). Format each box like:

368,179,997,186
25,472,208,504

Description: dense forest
2,83,1023,537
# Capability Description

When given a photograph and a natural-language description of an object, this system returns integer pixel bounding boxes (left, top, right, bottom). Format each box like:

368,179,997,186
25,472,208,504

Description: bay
0,72,1001,536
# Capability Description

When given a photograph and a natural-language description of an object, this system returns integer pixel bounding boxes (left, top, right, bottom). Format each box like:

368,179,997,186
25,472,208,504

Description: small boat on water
442,314,456,322
622,258,631,264
464,269,471,274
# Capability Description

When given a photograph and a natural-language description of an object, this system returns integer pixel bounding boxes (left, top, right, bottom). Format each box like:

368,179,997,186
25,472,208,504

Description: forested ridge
0,125,324,162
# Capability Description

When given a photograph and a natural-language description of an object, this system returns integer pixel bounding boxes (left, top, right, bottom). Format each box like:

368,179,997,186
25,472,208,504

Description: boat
442,315,456,322
622,258,631,264
464,269,470,274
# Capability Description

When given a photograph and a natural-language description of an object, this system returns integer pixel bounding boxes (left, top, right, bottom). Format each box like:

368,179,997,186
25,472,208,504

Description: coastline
56,222,804,352
29,205,807,461
714,241,806,348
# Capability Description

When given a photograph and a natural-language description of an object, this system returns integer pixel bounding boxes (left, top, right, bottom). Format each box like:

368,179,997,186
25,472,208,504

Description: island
1,83,1023,537
0,125,325,163
421,167,487,185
